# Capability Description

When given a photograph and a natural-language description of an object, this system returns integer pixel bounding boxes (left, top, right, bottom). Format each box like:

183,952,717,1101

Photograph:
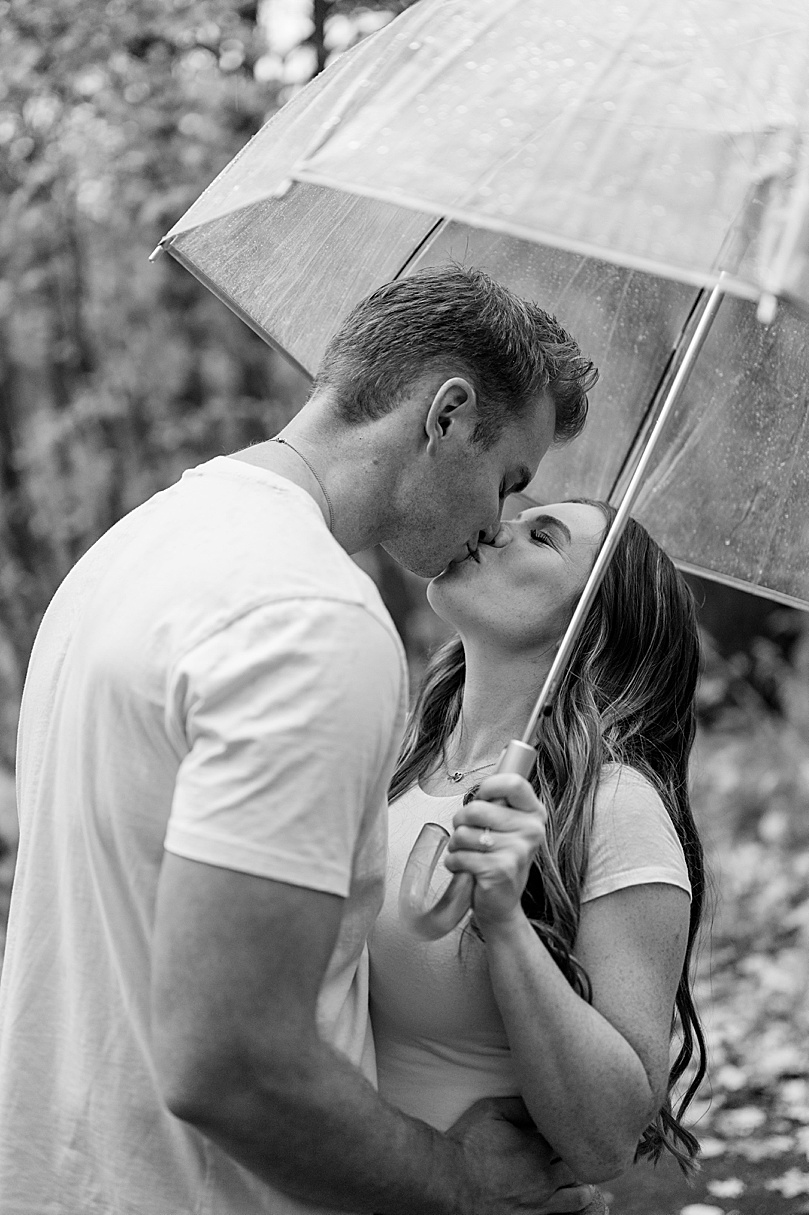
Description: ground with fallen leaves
0,640,807,1214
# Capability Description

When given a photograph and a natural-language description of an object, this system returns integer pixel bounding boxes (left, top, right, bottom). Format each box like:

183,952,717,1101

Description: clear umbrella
155,0,809,609
155,0,809,936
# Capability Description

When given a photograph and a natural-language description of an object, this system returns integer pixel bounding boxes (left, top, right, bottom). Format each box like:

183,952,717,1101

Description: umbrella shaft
521,275,728,744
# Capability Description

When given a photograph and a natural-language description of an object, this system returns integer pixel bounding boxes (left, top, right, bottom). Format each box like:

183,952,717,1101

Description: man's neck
230,401,397,554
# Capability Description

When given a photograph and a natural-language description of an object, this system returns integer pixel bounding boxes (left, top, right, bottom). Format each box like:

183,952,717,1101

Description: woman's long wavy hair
390,501,707,1173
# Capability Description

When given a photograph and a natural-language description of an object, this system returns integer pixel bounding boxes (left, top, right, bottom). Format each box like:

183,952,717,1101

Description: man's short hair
313,264,597,446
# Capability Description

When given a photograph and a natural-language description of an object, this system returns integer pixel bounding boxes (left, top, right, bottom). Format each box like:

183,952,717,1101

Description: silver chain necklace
444,757,498,783
270,437,334,533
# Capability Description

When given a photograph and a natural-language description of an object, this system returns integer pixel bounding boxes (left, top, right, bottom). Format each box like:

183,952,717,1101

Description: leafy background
0,2,807,1211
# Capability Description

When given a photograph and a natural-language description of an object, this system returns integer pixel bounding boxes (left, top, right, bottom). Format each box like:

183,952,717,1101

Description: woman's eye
530,528,554,547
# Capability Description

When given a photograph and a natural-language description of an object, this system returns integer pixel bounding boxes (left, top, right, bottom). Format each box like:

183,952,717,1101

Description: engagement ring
479,828,494,850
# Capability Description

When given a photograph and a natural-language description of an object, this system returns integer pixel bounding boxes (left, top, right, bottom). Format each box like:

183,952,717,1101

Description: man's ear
424,377,477,453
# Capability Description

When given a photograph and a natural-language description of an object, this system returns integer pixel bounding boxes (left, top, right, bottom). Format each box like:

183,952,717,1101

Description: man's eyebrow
530,513,572,544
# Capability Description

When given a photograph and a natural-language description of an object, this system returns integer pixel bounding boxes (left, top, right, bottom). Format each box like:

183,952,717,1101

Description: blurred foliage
0,0,281,756
0,0,418,763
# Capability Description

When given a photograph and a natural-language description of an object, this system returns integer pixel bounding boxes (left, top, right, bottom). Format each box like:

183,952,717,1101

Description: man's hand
447,1098,601,1215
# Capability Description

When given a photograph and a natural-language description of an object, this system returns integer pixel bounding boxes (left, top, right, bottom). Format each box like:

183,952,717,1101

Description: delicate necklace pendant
449,771,464,782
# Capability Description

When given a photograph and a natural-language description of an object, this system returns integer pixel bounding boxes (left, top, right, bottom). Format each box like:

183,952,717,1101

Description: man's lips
444,544,478,571
447,540,496,571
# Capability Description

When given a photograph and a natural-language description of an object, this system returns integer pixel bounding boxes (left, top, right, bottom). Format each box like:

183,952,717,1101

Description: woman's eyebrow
526,513,572,544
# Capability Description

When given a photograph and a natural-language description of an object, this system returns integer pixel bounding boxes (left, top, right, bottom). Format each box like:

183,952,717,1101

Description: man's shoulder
167,457,404,658
38,457,402,681
140,455,392,611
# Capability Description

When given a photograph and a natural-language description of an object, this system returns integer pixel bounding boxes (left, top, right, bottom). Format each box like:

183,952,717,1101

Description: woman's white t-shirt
369,764,690,1131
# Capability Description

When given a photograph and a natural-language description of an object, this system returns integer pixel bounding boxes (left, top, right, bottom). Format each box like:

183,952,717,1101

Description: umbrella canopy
158,0,809,610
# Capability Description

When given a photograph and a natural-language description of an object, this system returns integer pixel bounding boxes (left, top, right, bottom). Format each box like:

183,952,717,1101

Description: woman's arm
483,883,688,1181
444,773,689,1182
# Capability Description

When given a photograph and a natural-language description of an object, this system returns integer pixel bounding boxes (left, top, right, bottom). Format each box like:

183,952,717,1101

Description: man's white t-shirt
0,456,407,1214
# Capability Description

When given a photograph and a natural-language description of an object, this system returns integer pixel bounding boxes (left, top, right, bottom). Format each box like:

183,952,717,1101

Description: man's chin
379,540,447,580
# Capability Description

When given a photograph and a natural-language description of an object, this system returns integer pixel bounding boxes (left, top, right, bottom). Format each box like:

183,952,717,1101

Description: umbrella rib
606,287,709,504
293,170,769,303
392,216,449,281
674,561,809,611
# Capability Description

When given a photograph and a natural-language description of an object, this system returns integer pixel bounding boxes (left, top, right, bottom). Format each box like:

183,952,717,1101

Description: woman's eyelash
530,528,555,546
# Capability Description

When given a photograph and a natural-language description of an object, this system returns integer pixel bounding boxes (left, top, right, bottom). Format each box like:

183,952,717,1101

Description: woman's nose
479,523,511,548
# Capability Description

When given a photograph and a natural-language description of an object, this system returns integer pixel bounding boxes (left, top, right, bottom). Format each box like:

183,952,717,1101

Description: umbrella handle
398,739,537,940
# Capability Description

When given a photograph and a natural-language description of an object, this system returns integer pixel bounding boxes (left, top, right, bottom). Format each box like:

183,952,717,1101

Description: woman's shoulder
582,762,691,903
592,761,675,849
595,761,664,809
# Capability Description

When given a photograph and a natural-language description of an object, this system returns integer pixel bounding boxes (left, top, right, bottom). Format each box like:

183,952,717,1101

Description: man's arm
151,854,593,1215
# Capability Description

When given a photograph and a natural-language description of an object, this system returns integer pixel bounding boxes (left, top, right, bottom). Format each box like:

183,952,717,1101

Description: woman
369,500,706,1185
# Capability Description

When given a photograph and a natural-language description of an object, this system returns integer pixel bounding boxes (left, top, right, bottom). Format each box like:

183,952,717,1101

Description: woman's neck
442,647,553,774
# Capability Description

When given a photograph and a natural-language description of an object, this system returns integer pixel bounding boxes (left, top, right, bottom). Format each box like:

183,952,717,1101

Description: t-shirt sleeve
163,598,405,897
581,765,692,904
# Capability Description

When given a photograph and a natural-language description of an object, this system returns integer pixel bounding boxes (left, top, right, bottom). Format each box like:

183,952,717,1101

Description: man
0,266,598,1213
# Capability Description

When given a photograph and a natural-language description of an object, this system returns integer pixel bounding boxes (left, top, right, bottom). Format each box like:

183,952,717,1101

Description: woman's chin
444,552,479,576
428,556,476,600
427,572,474,624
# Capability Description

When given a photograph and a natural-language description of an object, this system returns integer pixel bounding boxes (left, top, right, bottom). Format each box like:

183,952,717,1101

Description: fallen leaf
798,1126,809,1158
779,1078,809,1122
707,1178,746,1198
765,1168,809,1198
713,1064,748,1093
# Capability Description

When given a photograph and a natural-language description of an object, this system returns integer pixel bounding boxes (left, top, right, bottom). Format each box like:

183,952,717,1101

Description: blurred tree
259,0,409,96
0,0,284,760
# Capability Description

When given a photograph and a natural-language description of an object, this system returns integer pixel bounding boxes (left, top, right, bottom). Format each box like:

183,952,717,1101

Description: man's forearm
153,860,584,1215
173,1035,470,1215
